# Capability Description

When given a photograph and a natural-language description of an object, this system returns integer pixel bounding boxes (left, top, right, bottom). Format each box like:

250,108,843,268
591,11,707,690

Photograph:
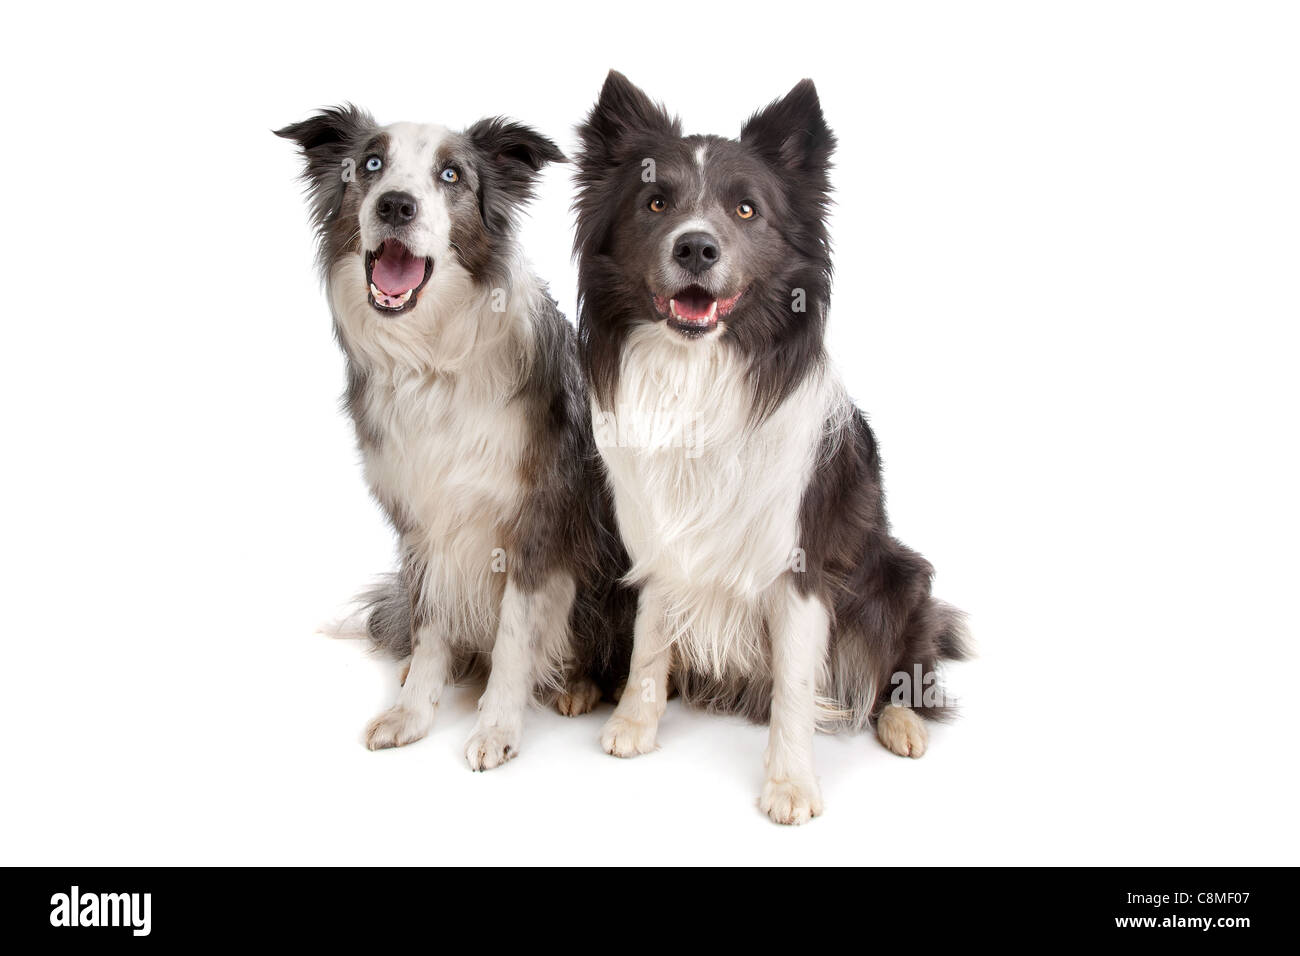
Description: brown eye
736,202,756,220
648,196,667,213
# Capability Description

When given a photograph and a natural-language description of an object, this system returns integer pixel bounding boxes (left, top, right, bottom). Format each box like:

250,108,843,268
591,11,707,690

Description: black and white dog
278,107,632,770
574,73,969,823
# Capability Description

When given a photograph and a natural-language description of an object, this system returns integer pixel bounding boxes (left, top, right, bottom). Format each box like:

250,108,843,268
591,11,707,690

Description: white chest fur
360,364,530,641
595,326,836,673
328,254,540,642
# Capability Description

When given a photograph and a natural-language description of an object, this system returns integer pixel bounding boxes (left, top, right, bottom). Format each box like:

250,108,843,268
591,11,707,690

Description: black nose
376,191,418,226
673,231,721,275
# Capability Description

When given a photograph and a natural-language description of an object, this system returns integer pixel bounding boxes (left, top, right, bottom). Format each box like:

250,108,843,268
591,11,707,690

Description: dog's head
574,71,836,410
278,107,563,316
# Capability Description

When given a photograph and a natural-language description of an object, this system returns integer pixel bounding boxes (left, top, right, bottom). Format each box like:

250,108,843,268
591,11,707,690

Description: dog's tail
884,597,971,721
828,595,970,731
357,573,413,659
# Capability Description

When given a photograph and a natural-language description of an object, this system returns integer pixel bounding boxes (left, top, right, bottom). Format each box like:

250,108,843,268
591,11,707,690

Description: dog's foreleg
760,585,830,825
365,620,450,750
600,584,669,757
465,574,574,770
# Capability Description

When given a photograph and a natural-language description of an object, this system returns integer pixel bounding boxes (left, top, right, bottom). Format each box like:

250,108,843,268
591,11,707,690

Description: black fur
466,117,566,234
573,72,968,728
574,73,836,418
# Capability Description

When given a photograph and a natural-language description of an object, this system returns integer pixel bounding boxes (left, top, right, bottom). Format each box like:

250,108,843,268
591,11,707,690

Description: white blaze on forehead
694,145,709,206
378,122,452,182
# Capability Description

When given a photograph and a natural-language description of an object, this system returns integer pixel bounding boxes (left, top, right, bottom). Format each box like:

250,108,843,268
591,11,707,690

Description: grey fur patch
279,107,634,696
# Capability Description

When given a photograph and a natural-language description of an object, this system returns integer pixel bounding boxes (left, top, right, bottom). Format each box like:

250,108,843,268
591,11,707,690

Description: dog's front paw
876,705,928,758
600,713,658,757
465,725,520,771
760,777,824,826
556,678,602,716
364,705,432,750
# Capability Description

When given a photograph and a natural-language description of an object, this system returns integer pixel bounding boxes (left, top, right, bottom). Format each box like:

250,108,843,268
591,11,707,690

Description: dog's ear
576,70,680,167
740,79,836,174
275,104,376,227
275,105,373,154
467,117,566,235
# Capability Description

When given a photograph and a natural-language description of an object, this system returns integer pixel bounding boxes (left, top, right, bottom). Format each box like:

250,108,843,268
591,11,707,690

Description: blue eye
440,167,460,184
365,156,382,172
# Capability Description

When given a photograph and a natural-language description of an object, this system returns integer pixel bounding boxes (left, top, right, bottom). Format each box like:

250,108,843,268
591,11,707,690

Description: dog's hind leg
365,620,450,750
876,704,929,758
555,674,602,716
466,573,576,770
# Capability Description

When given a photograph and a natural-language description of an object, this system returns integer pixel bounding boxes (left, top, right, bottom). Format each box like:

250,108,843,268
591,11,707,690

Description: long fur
278,109,633,763
574,72,969,739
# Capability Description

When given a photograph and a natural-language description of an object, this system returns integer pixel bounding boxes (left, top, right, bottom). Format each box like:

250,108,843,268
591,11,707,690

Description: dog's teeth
668,298,718,326
370,282,382,299
398,289,412,303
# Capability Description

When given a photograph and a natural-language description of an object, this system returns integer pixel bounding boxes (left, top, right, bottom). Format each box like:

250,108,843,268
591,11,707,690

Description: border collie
573,73,969,823
278,107,632,770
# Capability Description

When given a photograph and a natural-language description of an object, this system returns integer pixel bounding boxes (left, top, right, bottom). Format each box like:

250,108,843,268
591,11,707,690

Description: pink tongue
673,290,716,320
372,244,426,295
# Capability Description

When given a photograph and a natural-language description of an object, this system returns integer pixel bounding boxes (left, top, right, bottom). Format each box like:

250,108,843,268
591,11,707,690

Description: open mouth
653,285,744,338
365,240,434,314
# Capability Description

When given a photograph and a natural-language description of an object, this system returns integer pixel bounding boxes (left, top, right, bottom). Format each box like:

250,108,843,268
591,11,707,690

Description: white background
1,1,1296,865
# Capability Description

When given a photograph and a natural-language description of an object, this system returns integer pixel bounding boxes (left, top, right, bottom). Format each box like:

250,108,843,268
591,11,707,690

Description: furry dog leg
759,585,830,825
465,574,575,770
601,585,669,757
365,621,450,750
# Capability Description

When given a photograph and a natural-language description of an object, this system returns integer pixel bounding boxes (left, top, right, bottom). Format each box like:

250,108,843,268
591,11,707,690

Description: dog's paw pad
556,679,602,716
465,726,520,771
364,705,431,750
876,705,929,758
600,714,658,757
759,777,823,826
